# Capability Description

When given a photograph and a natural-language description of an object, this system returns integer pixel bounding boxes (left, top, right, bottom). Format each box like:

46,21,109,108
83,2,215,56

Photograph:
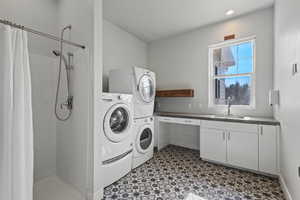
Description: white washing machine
132,117,154,169
100,93,134,187
109,67,156,119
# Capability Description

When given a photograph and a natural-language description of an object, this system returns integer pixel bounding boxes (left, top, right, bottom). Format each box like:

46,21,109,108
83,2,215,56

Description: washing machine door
137,74,155,103
136,125,153,154
104,103,132,143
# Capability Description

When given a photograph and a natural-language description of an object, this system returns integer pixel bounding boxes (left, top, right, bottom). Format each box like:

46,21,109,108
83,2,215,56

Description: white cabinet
155,116,279,175
200,121,278,175
200,128,226,163
227,131,258,170
258,125,278,174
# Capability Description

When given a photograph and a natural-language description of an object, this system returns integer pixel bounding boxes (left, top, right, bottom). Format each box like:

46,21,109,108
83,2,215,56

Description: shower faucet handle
60,96,73,110
60,102,68,110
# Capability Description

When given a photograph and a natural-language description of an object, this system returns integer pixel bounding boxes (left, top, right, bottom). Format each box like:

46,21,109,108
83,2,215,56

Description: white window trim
208,35,256,109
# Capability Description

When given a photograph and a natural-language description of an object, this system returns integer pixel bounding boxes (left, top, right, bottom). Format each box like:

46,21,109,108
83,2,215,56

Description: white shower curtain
0,25,34,200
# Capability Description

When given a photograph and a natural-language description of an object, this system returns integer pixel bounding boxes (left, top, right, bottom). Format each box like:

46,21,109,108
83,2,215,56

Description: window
208,36,256,108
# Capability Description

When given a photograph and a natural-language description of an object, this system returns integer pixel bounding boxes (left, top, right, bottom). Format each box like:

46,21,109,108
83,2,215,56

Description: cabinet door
227,131,258,170
200,128,227,163
259,125,278,175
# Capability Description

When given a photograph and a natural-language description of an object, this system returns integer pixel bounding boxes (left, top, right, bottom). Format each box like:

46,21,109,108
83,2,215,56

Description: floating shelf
156,89,194,97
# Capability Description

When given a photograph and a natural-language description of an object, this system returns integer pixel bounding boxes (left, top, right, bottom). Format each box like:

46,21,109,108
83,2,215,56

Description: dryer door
104,103,132,142
136,125,153,154
137,74,155,103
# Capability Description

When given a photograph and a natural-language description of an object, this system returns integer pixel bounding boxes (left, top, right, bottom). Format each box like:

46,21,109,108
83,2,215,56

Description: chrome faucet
227,96,232,116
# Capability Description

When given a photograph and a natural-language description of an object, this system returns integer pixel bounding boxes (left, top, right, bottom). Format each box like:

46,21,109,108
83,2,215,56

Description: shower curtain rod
0,19,85,49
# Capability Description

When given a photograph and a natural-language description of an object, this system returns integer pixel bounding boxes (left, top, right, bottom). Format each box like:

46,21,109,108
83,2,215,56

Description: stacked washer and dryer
100,67,156,187
109,67,156,169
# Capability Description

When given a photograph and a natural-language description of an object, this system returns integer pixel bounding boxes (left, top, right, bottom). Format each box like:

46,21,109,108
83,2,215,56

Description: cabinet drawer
201,120,258,133
158,117,200,125
158,117,175,123
172,117,201,125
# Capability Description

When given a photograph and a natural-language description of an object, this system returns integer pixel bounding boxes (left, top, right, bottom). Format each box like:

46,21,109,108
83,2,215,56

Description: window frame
208,36,256,109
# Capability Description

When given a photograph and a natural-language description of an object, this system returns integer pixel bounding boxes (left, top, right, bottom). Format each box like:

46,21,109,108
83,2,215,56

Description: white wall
274,0,300,199
93,1,103,199
55,49,91,197
56,1,104,199
30,54,58,182
0,0,59,56
148,8,274,150
149,8,274,118
103,20,148,91
56,0,96,198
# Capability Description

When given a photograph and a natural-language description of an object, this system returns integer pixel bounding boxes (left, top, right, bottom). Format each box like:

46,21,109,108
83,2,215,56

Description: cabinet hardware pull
102,98,113,102
223,132,225,141
260,126,263,135
228,132,231,140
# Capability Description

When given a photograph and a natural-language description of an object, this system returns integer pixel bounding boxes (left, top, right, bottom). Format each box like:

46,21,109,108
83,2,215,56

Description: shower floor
33,176,84,200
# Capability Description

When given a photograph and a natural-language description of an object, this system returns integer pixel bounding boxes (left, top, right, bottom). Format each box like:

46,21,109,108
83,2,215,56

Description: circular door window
136,126,153,153
110,107,129,133
104,104,131,142
138,74,155,103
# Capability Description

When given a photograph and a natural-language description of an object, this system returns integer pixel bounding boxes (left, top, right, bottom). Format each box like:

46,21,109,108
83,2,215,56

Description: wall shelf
156,89,194,97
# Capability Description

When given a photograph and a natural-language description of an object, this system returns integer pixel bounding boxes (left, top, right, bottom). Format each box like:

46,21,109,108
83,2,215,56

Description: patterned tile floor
104,145,285,200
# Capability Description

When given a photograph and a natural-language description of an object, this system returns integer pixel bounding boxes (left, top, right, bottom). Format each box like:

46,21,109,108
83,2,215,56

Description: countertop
155,112,280,126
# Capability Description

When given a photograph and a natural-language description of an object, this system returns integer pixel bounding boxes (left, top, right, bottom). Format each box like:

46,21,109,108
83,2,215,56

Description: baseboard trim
279,174,293,200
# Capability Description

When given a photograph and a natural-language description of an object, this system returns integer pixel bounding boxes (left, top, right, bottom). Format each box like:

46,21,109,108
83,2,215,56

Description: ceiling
103,0,274,42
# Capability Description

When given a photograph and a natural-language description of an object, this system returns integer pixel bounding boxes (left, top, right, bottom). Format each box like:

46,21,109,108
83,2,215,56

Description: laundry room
102,2,274,150
100,0,292,199
1,0,300,199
